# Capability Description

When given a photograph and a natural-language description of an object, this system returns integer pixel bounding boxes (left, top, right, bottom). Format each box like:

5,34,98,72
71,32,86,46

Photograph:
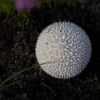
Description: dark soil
0,0,100,100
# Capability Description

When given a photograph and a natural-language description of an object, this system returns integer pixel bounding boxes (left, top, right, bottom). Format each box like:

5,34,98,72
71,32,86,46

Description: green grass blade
0,61,54,88
0,63,42,87
0,80,23,91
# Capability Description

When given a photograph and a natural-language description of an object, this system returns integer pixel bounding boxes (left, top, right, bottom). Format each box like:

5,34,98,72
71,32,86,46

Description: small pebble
22,93,27,98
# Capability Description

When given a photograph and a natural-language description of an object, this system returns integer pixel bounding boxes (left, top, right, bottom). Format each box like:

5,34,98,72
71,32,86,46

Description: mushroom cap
35,21,92,79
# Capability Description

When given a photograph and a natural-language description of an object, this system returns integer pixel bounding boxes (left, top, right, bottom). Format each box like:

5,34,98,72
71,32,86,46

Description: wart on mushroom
35,21,92,79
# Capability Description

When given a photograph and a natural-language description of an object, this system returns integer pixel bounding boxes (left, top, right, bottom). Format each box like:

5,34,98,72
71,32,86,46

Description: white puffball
35,21,92,79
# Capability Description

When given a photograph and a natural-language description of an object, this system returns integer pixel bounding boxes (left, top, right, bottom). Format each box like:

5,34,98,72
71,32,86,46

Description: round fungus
35,21,92,79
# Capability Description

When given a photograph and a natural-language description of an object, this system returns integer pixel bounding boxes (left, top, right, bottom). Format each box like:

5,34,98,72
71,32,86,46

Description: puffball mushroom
35,21,92,79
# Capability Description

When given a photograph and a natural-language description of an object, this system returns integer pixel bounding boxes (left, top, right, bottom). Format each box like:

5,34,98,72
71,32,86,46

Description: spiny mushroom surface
35,21,92,79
